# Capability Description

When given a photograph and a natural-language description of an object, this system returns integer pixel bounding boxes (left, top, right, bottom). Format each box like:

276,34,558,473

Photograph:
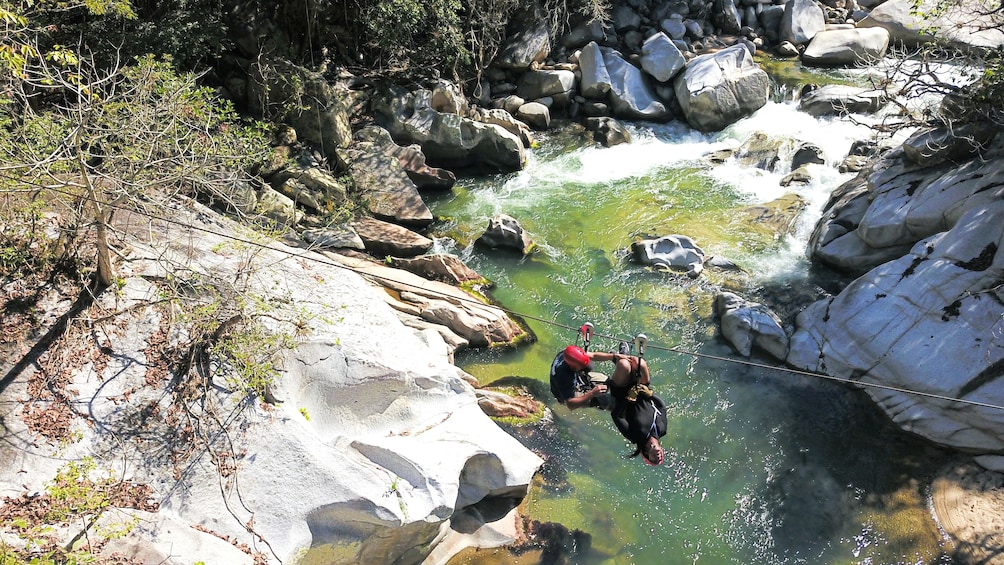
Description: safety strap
648,399,662,436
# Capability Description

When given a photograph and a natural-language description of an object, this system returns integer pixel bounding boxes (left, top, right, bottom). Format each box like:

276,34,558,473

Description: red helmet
563,345,590,367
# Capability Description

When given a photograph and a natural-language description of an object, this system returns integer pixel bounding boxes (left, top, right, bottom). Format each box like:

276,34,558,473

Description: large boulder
807,176,914,274
735,131,798,172
341,127,435,227
601,49,672,121
272,165,348,214
858,0,1004,51
857,142,1004,250
789,199,1004,468
352,124,456,191
640,32,687,83
712,0,743,34
809,136,1004,274
477,108,535,148
351,215,434,258
780,0,826,46
0,202,542,565
331,253,531,349
901,123,998,166
714,292,789,360
674,45,770,132
562,18,606,49
517,69,576,101
475,214,536,255
496,20,551,70
801,27,891,67
373,86,526,173
388,254,487,286
798,84,888,116
578,41,612,100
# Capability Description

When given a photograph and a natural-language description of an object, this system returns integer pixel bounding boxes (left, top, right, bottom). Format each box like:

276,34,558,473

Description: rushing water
431,78,959,564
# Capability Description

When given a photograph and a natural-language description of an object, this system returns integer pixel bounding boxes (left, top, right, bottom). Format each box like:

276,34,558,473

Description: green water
429,114,957,565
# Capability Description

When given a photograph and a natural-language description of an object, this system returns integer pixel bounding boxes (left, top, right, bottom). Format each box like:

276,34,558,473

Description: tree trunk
93,208,114,289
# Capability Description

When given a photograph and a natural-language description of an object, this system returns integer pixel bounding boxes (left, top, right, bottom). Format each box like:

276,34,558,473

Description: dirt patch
932,460,1004,565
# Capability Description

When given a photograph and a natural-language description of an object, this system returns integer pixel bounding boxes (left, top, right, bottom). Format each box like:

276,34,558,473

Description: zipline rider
551,345,639,411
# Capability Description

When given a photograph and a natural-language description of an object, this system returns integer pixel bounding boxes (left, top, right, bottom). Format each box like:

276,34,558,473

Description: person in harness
608,350,665,465
549,344,617,410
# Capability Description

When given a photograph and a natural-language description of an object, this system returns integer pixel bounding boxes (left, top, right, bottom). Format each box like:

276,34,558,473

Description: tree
873,0,1004,138
1,49,267,289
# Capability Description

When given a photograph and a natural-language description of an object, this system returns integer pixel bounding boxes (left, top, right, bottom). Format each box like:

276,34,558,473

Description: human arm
563,382,608,410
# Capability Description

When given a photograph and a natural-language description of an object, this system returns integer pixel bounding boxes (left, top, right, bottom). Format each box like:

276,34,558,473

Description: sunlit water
428,80,959,564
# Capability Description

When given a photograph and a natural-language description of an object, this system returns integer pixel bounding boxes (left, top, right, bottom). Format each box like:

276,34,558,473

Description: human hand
591,384,608,396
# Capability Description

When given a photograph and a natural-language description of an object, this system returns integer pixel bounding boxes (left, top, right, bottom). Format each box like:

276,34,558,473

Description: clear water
431,99,958,564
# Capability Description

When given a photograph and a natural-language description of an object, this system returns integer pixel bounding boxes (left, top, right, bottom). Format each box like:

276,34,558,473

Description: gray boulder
254,187,301,229
302,225,365,250
798,84,888,116
631,234,706,277
476,214,536,255
562,18,606,49
477,108,535,148
790,199,1004,466
674,45,769,132
714,292,789,359
342,127,434,227
858,0,1004,51
661,16,688,40
352,255,532,349
602,49,672,121
579,42,612,100
801,27,890,67
585,117,632,147
496,20,551,70
273,166,348,214
373,86,526,173
640,32,687,83
712,0,743,34
901,124,998,166
516,102,551,130
355,125,456,190
735,131,798,172
612,4,642,32
517,69,576,101
858,143,1004,249
780,0,826,45
807,176,914,273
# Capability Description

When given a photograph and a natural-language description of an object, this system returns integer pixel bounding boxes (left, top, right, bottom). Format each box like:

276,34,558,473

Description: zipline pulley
580,322,595,351
635,333,648,358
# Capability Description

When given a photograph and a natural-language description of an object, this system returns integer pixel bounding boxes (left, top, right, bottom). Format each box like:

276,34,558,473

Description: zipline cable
5,185,1004,413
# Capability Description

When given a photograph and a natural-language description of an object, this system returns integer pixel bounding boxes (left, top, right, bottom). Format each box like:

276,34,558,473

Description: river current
432,68,959,565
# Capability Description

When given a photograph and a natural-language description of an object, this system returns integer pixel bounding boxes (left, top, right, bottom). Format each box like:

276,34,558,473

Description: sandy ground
932,460,1004,565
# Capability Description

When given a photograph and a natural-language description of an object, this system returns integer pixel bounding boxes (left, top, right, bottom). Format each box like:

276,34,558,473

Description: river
431,65,959,565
